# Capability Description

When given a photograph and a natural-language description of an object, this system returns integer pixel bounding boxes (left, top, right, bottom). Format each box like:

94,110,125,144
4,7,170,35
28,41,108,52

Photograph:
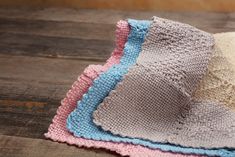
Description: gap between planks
0,135,118,157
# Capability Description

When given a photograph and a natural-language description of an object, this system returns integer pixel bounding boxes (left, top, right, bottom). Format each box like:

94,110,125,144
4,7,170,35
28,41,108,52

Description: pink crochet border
45,20,200,157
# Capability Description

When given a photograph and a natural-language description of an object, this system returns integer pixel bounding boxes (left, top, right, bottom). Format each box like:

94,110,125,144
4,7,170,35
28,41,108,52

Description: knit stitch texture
193,32,235,110
66,19,235,157
45,20,196,157
93,17,235,149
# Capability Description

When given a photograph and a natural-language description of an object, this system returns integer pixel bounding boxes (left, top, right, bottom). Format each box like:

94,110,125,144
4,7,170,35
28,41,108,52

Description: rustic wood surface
0,7,234,157
1,0,235,12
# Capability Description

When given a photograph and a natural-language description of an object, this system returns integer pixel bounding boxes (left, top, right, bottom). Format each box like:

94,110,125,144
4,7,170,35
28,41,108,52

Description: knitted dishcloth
44,20,134,154
193,32,235,110
93,17,235,149
66,19,234,157
44,20,195,157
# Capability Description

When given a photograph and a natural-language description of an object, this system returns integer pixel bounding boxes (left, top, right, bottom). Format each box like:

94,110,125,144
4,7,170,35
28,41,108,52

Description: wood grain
0,55,101,138
0,55,102,102
0,100,55,138
0,8,234,61
0,0,235,12
0,17,116,40
0,8,234,27
0,32,114,61
0,135,118,157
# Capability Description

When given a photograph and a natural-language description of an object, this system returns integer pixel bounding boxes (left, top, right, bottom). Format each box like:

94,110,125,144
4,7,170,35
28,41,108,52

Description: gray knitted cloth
93,17,235,148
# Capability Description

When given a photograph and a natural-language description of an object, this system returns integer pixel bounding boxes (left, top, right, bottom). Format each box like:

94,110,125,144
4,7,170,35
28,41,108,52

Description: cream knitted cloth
93,17,235,149
193,32,235,110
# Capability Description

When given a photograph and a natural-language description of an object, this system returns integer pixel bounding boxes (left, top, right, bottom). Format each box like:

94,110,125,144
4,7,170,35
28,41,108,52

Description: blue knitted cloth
67,19,235,157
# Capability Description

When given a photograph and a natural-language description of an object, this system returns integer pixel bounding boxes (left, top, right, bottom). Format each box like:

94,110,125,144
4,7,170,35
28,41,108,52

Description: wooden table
0,7,234,157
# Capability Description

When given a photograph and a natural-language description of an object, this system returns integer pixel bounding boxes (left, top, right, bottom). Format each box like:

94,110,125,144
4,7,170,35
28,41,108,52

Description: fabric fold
93,17,235,149
66,18,235,157
45,20,196,157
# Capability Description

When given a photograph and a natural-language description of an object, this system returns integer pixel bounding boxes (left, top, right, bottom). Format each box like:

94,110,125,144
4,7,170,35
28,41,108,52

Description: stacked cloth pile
45,17,235,157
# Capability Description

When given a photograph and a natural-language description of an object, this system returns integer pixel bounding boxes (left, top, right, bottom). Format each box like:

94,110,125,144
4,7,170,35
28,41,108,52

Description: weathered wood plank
0,105,53,139
0,32,114,60
0,135,118,157
0,8,132,24
0,55,103,102
0,55,103,138
0,99,57,138
0,8,234,28
1,0,235,12
0,17,115,40
0,8,234,59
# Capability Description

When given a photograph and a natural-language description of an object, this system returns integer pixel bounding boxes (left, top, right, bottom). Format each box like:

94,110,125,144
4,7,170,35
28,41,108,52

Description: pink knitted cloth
45,20,200,157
